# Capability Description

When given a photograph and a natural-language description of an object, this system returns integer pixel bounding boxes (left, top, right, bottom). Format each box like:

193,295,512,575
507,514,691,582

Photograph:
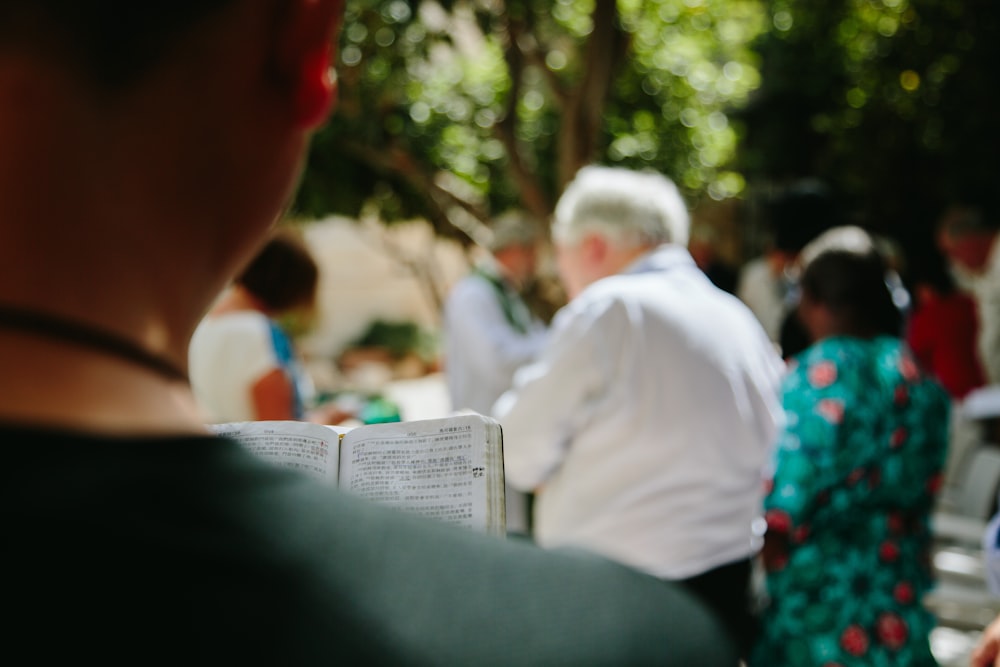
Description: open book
212,413,506,536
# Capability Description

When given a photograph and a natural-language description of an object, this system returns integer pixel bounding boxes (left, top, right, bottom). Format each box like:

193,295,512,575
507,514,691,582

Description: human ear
295,48,338,128
275,0,345,129
582,233,607,264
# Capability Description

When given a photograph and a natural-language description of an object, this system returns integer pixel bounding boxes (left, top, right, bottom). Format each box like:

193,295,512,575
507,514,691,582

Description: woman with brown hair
189,230,328,422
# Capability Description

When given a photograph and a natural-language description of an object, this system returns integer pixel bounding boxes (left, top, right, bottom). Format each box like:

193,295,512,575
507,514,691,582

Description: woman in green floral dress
750,227,951,667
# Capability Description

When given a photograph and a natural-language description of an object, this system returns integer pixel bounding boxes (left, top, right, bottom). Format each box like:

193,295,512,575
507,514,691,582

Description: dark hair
768,180,841,253
800,244,901,339
0,1,235,88
237,232,319,314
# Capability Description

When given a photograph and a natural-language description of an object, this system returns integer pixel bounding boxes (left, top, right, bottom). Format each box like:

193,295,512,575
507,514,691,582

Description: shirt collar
475,256,512,285
621,243,696,276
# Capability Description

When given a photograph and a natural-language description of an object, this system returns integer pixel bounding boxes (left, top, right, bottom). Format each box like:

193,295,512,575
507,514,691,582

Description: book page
339,414,505,535
211,420,345,483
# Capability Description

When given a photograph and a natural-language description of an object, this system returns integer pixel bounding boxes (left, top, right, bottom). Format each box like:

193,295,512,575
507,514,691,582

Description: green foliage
609,0,764,198
351,319,438,361
292,0,995,252
294,0,768,233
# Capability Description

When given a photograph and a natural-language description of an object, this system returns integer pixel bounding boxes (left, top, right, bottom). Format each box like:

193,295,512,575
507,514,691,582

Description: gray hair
798,225,875,269
551,166,690,248
488,209,542,252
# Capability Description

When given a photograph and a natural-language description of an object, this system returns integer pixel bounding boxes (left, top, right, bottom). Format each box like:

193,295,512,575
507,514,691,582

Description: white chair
926,444,1000,631
932,445,1000,546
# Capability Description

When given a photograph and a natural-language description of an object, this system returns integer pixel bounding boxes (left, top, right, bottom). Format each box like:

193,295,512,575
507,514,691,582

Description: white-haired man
494,165,786,656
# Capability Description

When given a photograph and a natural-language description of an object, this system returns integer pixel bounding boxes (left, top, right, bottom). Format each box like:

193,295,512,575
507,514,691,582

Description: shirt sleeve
492,296,620,491
445,278,548,379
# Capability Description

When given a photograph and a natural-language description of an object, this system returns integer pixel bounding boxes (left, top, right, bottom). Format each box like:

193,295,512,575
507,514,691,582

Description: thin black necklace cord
0,304,189,384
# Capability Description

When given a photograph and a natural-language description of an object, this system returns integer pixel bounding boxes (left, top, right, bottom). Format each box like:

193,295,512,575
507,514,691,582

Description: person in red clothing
905,247,986,400
906,246,987,493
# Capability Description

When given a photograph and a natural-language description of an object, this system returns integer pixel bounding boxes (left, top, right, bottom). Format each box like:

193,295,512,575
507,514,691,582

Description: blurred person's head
0,0,345,430
0,0,344,320
907,245,960,307
488,210,542,288
236,231,319,316
937,203,999,275
796,226,901,342
551,166,689,298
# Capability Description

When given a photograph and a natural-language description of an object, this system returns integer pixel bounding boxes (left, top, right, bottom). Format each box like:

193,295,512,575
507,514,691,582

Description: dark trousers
678,557,757,660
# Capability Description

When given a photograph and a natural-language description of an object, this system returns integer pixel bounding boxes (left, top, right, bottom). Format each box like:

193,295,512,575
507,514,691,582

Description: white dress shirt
443,263,548,415
493,244,786,579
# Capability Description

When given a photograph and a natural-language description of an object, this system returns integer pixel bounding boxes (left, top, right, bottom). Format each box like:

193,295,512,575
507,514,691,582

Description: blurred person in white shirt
493,165,786,658
443,210,549,535
737,180,839,354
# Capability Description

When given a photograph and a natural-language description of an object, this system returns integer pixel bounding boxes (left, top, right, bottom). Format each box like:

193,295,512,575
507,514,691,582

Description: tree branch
340,138,493,246
556,0,625,190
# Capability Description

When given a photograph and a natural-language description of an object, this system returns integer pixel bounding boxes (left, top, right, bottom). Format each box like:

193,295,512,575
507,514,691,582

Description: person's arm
445,278,547,377
252,367,353,424
971,613,1000,667
492,296,618,491
305,402,355,425
250,367,297,420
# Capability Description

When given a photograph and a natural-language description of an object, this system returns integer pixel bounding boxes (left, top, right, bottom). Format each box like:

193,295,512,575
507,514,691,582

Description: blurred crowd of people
178,125,998,667
181,161,993,666
443,172,998,666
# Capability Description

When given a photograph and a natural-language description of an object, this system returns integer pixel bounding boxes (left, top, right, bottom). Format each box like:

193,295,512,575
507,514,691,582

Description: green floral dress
750,336,950,667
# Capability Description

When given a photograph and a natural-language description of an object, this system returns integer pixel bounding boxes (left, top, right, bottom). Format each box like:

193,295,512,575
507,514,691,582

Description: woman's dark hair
237,232,319,314
799,230,902,339
0,1,236,88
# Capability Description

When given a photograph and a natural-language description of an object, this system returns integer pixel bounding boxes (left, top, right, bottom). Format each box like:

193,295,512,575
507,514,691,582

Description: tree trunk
496,15,552,223
556,0,625,192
